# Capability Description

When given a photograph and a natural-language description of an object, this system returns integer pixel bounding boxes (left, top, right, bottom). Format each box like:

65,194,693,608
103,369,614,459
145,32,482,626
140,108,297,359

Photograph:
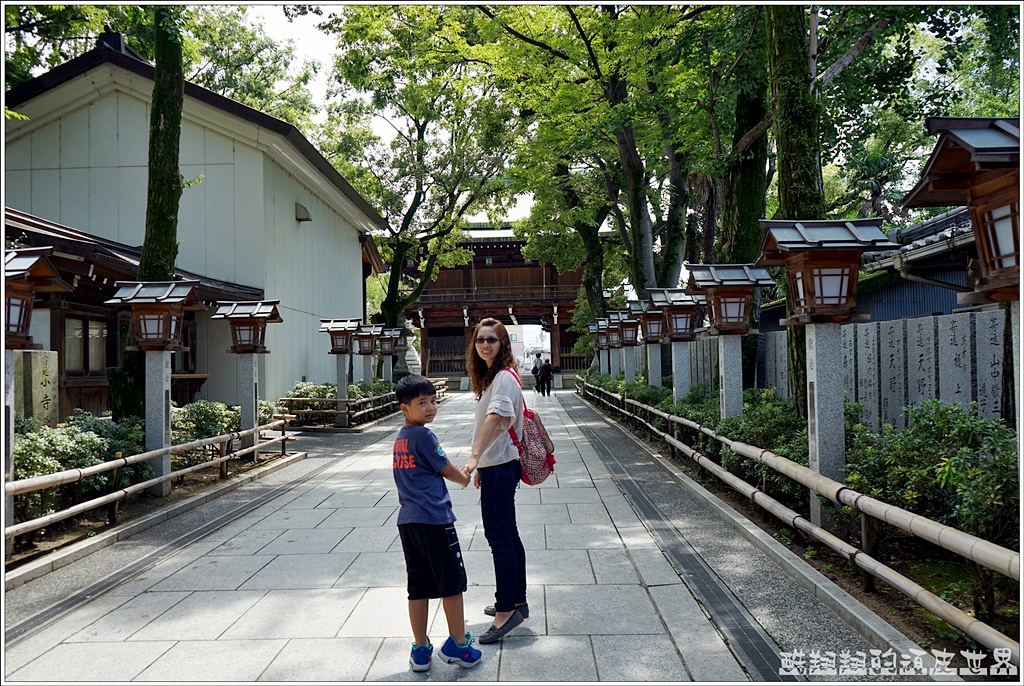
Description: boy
392,374,482,671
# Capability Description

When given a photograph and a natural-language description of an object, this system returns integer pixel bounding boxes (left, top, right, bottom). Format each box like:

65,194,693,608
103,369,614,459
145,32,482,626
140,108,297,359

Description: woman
461,318,528,644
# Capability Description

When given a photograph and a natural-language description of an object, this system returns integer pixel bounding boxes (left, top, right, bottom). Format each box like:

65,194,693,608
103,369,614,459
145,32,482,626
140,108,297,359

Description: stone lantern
618,310,642,383
377,327,404,382
685,264,773,418
901,116,1020,403
605,311,625,378
756,218,898,325
595,318,610,375
5,247,71,350
212,301,282,354
212,301,283,454
648,289,704,400
629,300,664,387
105,281,206,496
755,220,898,530
320,318,360,427
354,323,384,384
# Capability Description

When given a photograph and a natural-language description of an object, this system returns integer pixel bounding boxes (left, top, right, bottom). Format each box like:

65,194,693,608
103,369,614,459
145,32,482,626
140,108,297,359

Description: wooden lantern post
105,281,205,496
354,323,384,385
320,318,361,427
5,248,71,556
901,117,1020,416
212,301,283,455
685,265,773,419
756,220,899,529
378,327,404,382
648,289,702,401
595,318,610,375
630,300,665,387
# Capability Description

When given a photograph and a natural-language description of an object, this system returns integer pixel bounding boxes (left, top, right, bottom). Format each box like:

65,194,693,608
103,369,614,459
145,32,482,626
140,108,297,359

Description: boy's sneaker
410,641,433,672
439,633,482,668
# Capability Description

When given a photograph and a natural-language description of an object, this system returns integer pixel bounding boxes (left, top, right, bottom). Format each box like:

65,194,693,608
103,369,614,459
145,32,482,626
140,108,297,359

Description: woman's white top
473,367,525,468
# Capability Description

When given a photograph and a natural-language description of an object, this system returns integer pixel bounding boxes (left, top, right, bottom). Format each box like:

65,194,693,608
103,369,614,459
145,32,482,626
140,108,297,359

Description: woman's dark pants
479,459,527,613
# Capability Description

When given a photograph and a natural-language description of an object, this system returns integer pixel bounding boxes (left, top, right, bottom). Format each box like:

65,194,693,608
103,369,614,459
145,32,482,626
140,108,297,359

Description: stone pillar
718,335,743,419
609,347,621,377
336,352,350,428
623,345,636,382
806,323,844,530
13,350,59,426
238,354,258,454
145,351,173,497
5,350,14,557
647,343,662,387
671,341,690,402
600,349,610,375
392,323,411,384
1011,301,1020,415
362,354,375,385
382,353,394,383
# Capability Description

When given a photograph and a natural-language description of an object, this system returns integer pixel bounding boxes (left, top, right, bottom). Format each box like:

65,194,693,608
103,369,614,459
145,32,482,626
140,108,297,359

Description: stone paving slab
3,390,930,682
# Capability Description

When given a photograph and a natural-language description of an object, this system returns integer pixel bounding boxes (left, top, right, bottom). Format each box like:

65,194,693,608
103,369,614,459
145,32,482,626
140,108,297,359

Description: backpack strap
499,367,528,447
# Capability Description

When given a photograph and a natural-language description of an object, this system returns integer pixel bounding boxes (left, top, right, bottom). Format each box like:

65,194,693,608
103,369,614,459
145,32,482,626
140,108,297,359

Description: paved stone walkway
4,389,928,682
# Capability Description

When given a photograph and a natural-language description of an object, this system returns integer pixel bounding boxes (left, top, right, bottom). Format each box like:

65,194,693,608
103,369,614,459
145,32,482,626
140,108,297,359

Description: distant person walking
531,352,542,393
461,318,529,644
537,358,553,397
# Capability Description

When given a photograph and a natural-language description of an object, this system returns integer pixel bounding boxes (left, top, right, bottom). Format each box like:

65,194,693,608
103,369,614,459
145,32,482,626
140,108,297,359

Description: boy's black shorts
398,522,467,600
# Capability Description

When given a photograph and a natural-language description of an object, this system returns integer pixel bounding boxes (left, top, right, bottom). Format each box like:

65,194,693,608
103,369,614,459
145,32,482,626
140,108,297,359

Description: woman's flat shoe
484,603,529,619
478,610,524,644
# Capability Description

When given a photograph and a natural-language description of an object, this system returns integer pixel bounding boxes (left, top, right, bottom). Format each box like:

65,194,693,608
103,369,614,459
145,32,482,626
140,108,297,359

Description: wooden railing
279,379,449,427
576,378,1020,665
5,420,290,542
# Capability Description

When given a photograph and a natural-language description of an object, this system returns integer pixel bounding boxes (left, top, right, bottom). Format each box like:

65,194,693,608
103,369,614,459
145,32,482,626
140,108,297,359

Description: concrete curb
4,451,308,591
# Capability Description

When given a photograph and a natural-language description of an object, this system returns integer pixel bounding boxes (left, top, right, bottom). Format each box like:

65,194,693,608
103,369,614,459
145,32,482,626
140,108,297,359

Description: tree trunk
766,5,826,419
138,5,184,281
718,83,769,265
110,6,184,421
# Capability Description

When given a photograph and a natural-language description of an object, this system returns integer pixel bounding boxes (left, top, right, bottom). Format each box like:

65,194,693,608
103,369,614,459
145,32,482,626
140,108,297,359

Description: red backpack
502,369,556,485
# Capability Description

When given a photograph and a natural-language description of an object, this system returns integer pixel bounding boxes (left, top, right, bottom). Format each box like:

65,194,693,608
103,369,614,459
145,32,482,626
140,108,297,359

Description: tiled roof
105,281,205,309
211,301,283,322
757,218,899,266
685,264,774,289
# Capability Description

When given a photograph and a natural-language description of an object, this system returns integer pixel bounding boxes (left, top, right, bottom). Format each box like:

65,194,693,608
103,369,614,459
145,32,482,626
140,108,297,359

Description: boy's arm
440,461,470,488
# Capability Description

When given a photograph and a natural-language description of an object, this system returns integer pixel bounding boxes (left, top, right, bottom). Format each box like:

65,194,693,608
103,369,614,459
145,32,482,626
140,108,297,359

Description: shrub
845,400,1019,621
623,379,671,407
13,425,110,523
66,409,150,487
171,400,234,467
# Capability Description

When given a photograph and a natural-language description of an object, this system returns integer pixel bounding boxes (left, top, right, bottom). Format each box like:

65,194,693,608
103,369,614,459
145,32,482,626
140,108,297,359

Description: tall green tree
315,5,523,328
5,5,318,130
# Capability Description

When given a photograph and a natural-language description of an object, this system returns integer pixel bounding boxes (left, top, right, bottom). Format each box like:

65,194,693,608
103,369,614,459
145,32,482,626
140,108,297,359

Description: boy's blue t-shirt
392,424,456,526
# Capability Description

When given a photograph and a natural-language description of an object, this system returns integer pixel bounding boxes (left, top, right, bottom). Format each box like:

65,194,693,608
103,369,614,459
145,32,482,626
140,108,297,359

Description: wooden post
219,440,229,479
107,453,123,525
861,513,876,593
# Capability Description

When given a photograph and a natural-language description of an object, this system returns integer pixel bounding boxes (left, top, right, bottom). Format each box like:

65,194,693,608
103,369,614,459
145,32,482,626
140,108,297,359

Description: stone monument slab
906,317,937,408
879,320,906,429
937,313,973,410
973,309,1004,419
856,323,880,430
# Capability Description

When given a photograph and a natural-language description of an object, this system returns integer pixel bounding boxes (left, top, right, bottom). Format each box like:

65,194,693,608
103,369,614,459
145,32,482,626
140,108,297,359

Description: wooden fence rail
576,379,1019,665
5,420,289,541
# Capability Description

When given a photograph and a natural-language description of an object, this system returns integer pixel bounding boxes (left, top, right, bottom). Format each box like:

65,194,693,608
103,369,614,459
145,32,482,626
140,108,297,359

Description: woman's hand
461,455,479,487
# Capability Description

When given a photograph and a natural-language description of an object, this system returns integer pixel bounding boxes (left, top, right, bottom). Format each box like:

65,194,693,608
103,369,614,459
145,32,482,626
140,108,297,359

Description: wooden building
405,226,588,378
6,208,260,418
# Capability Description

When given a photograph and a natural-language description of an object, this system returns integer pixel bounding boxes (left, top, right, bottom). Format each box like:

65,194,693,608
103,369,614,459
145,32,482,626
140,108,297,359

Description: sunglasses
475,336,500,345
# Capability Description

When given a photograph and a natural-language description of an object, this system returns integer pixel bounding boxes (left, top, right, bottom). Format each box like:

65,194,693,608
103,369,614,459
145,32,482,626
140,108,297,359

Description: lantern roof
902,117,1020,208
319,318,361,333
4,247,72,292
647,288,704,308
211,300,283,322
627,300,652,315
684,264,773,291
379,327,404,339
755,218,899,266
356,323,384,336
105,280,205,309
